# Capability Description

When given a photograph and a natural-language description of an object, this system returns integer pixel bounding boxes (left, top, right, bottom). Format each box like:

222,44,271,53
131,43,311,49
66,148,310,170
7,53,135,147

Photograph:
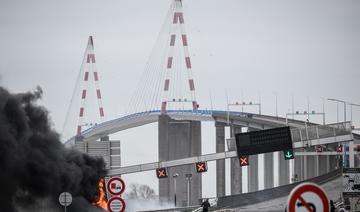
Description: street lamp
185,173,192,206
173,173,179,207
348,103,360,124
327,98,346,122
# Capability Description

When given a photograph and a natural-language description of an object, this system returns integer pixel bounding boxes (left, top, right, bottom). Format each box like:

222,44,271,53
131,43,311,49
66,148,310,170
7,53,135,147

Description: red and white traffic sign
239,156,249,166
287,182,329,212
107,196,125,212
107,177,125,196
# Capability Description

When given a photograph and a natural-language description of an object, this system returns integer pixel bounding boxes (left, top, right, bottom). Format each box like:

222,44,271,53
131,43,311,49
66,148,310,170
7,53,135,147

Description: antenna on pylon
161,0,198,114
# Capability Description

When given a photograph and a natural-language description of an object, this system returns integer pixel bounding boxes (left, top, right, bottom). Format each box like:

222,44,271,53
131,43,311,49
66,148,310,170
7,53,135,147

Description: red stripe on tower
185,57,191,68
192,101,198,110
77,126,82,135
170,34,176,46
96,89,101,99
87,54,96,63
189,79,195,91
79,108,84,117
173,13,178,24
99,107,104,117
178,12,184,24
161,102,167,113
93,72,99,81
84,72,89,81
182,34,188,46
167,57,173,69
81,90,87,99
164,79,170,91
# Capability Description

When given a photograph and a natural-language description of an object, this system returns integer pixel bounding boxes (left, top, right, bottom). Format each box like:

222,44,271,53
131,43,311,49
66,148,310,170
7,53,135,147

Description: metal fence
290,121,352,143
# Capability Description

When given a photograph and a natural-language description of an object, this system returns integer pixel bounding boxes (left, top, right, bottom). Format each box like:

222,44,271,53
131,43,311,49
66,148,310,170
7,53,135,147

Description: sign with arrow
283,149,295,160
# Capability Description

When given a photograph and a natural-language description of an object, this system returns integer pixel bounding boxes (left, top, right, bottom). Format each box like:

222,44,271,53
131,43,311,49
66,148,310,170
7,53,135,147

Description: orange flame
94,179,108,210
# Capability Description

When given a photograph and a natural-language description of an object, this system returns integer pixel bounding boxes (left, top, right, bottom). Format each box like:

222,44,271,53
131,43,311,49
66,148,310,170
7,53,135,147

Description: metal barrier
291,121,352,143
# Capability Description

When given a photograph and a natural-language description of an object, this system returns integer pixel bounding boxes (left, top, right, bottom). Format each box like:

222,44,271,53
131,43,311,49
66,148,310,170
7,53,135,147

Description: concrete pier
306,155,316,179
294,154,304,181
278,151,290,186
216,122,226,197
158,115,201,206
264,153,274,189
248,154,259,192
230,126,242,194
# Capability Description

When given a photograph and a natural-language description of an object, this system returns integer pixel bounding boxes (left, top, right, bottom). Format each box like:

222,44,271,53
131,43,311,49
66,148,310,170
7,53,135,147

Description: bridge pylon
160,0,198,114
63,36,106,138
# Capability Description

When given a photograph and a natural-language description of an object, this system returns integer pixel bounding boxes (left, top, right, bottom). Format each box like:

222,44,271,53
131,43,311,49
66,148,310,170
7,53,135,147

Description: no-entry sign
106,177,125,196
107,196,125,212
287,182,329,212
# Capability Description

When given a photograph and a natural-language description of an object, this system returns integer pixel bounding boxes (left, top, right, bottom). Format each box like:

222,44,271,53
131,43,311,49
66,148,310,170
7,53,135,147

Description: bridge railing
291,121,352,143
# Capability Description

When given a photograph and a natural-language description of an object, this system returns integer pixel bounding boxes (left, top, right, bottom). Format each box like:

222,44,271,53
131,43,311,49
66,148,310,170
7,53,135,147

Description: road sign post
287,182,329,212
59,192,72,212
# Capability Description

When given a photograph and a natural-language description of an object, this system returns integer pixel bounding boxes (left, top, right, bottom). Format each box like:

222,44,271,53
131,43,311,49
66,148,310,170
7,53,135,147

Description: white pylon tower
160,0,198,114
74,36,106,136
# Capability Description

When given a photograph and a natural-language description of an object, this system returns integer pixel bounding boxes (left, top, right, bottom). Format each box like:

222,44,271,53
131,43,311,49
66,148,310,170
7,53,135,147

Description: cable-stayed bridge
62,0,359,209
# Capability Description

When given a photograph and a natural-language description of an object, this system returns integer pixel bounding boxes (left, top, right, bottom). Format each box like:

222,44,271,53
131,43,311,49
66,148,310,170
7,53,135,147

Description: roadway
65,109,359,144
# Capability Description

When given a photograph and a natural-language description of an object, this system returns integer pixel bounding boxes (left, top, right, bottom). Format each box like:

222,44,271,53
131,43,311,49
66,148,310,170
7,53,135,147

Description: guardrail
291,121,352,143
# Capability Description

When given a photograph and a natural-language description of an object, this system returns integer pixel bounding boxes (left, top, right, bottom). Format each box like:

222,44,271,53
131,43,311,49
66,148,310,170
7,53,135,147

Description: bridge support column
278,151,290,186
247,128,258,192
318,155,328,176
248,155,259,192
294,153,304,181
264,153,274,189
216,122,226,197
306,155,316,179
230,126,242,195
158,115,201,206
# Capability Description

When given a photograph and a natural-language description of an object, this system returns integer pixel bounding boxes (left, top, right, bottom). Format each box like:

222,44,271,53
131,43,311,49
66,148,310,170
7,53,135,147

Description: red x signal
195,162,207,173
239,156,249,166
315,145,323,152
337,144,343,153
156,168,168,179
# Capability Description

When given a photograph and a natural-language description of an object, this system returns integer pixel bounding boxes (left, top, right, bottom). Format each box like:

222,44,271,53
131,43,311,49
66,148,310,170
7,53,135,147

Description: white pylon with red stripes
75,36,106,135
160,0,198,114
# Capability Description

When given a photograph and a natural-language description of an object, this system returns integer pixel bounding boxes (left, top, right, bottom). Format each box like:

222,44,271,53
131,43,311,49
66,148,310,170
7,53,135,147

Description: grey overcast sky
1,0,360,200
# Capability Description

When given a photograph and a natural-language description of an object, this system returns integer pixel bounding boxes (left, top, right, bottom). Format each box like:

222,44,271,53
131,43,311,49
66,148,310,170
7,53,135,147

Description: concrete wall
158,115,201,206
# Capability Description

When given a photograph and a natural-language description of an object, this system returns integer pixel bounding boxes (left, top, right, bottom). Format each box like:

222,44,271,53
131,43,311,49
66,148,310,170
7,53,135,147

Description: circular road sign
107,177,125,196
59,192,72,207
287,182,329,212
107,196,126,212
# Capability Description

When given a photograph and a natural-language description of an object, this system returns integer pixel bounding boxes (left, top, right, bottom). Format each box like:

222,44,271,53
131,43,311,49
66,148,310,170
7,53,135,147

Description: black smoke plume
0,86,106,212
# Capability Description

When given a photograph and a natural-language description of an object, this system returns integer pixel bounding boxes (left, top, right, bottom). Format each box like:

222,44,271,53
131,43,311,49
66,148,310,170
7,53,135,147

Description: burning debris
93,179,108,210
0,86,107,212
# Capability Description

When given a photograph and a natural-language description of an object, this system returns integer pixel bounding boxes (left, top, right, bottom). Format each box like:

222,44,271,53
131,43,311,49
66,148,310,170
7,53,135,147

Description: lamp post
348,103,360,124
327,98,346,122
328,98,348,167
173,173,179,207
185,173,192,206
